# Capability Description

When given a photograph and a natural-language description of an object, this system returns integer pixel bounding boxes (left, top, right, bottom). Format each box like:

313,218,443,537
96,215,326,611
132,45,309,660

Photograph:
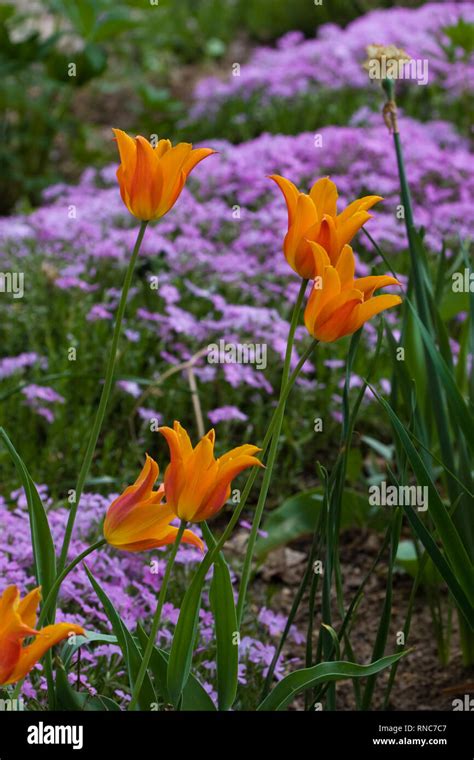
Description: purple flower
207,405,249,424
116,380,141,398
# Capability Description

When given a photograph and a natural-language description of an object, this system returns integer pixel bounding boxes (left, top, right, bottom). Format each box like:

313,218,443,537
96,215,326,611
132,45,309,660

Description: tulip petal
174,435,219,521
335,244,355,288
354,275,401,299
106,498,175,547
154,138,172,158
112,128,137,187
104,455,159,536
316,288,363,329
317,214,340,262
284,194,319,274
3,623,85,685
155,143,193,216
309,177,338,217
306,240,330,277
304,266,343,336
129,136,160,220
182,148,216,176
313,266,342,313
269,174,300,227
336,210,372,251
346,295,402,334
337,195,383,225
0,586,36,639
18,587,41,629
218,444,261,466
313,296,362,343
195,454,263,521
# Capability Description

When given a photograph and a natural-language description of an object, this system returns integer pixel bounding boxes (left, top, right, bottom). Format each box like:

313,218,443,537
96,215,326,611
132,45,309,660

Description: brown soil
233,527,474,711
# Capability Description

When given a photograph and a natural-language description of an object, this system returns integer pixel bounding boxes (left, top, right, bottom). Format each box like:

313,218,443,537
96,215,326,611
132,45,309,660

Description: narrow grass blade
370,388,474,608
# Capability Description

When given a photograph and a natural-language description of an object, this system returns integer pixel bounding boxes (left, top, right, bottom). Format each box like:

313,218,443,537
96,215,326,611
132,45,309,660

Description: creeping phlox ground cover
0,1,473,714
183,2,474,139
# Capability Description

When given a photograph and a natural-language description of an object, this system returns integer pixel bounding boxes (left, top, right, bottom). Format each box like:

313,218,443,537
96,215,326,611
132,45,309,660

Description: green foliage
0,1,136,213
442,19,474,60
84,564,156,710
257,653,407,711
0,427,57,601
255,487,383,557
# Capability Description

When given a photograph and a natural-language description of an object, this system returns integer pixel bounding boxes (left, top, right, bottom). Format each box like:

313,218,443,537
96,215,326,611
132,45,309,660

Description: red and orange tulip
304,244,402,342
159,421,262,522
0,585,84,686
113,129,216,221
270,174,382,279
103,454,203,551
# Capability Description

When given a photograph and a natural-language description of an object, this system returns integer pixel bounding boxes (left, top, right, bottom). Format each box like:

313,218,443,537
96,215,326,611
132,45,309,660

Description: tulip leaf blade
257,653,406,711
136,624,215,710
55,661,121,711
167,563,206,706
0,427,56,601
369,386,474,616
210,554,239,711
407,301,474,455
84,564,156,710
60,632,118,669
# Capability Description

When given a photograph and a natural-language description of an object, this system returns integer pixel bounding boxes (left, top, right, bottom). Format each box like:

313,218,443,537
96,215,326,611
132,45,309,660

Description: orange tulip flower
0,585,84,686
103,454,203,552
159,421,262,522
304,243,402,342
113,129,216,221
270,174,382,279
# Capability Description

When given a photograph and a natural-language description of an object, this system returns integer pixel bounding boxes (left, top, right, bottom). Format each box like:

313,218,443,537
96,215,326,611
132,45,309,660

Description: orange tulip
159,421,262,522
304,244,402,342
270,174,382,279
103,454,203,551
113,129,216,221
0,585,84,686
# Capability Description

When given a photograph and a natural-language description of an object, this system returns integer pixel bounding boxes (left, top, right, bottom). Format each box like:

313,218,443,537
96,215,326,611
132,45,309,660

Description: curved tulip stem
129,521,186,711
58,221,148,578
236,278,309,625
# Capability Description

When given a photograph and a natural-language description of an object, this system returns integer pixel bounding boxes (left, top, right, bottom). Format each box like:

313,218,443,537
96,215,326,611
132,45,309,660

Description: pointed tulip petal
4,623,85,685
309,177,338,217
18,587,42,629
347,295,402,334
269,174,300,227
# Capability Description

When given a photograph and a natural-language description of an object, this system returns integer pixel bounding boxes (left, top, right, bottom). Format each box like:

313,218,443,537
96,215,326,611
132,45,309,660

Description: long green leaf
403,503,474,628
407,303,474,454
0,427,56,600
55,662,120,711
370,389,474,610
84,564,155,710
136,624,216,711
257,652,406,711
61,632,118,669
166,564,205,706
210,557,239,711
